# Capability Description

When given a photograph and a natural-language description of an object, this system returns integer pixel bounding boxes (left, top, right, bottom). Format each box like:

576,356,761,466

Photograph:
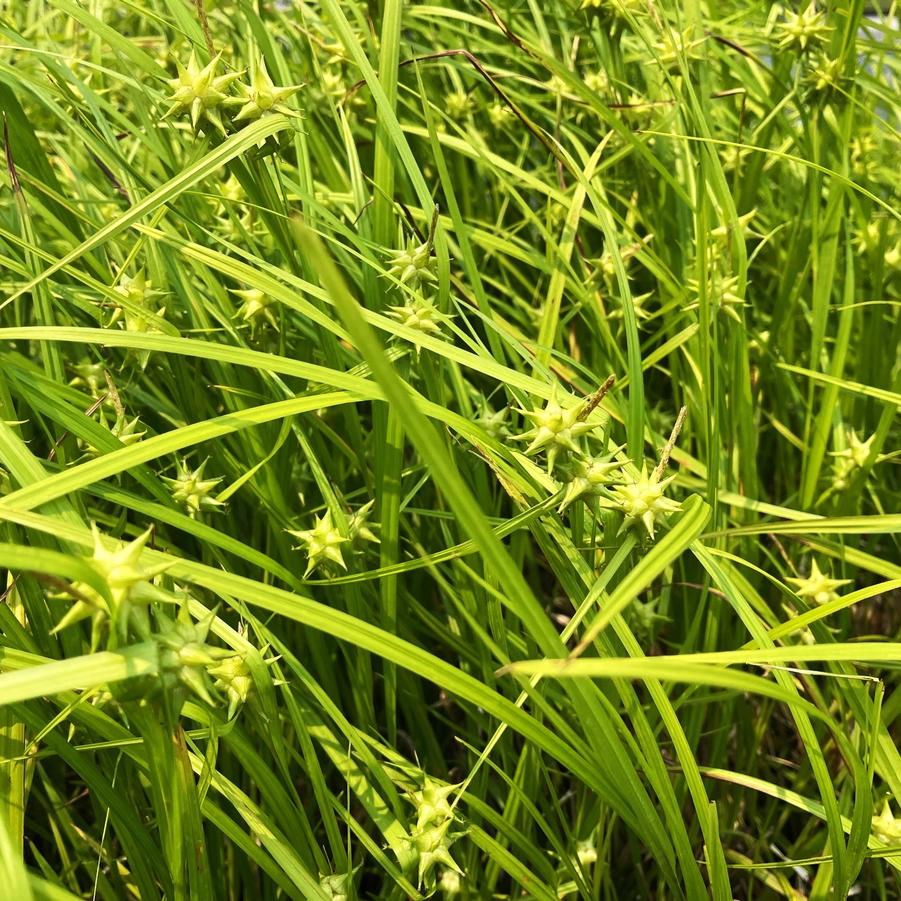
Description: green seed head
775,3,831,53
610,465,681,537
162,458,225,518
386,236,436,288
231,287,278,334
53,525,169,636
873,799,901,844
786,559,850,606
156,608,224,707
515,384,595,473
319,872,351,901
210,654,253,719
444,90,471,120
165,51,243,129
234,57,303,122
287,509,349,577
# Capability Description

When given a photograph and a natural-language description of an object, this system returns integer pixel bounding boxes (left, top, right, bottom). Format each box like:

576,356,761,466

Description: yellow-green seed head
786,559,850,606
287,509,349,577
610,464,681,537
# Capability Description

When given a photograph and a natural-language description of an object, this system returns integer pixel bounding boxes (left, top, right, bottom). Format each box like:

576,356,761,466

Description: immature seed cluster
164,51,301,133
163,458,226,518
408,778,464,892
513,383,684,539
53,525,169,639
786,559,850,606
287,504,379,578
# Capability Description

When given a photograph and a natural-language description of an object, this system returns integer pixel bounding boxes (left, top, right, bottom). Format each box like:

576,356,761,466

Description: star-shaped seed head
629,596,670,638
388,295,449,349
156,607,227,708
209,654,253,720
584,70,610,95
319,872,351,901
69,359,109,400
81,409,145,458
165,51,243,129
234,57,303,122
786,559,851,606
487,102,508,129
348,501,379,546
775,2,831,53
652,27,702,68
576,837,598,867
806,54,844,95
710,209,757,244
230,287,278,334
610,464,681,537
686,272,744,321
444,90,471,120
515,384,595,473
414,818,463,890
53,525,170,634
558,451,623,512
579,0,646,32
413,778,457,830
386,236,436,288
287,509,349,577
111,268,165,315
831,428,877,470
110,268,168,368
162,458,225,518
872,799,901,844
474,404,509,441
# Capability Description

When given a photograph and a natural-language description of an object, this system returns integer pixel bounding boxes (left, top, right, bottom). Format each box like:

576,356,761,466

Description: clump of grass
0,0,898,898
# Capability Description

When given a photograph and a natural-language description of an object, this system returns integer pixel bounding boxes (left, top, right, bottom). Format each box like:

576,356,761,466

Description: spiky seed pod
164,51,243,130
444,90,471,120
230,287,278,334
109,269,168,368
319,872,351,900
487,102,508,129
786,559,850,606
81,409,145,458
286,509,349,577
415,818,463,889
388,296,450,357
405,778,465,891
53,525,170,636
710,209,757,244
69,359,112,404
872,800,901,844
835,429,876,469
474,404,508,441
609,464,681,537
162,459,226,518
806,55,844,96
558,451,623,512
348,501,379,547
576,837,598,867
413,778,456,830
829,429,882,490
775,3,831,53
514,384,595,473
234,57,303,122
386,236,436,288
155,608,228,709
652,27,702,69
209,654,253,719
579,0,645,25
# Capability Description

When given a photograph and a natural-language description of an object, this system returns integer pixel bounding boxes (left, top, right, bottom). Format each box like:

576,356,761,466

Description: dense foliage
0,0,899,898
